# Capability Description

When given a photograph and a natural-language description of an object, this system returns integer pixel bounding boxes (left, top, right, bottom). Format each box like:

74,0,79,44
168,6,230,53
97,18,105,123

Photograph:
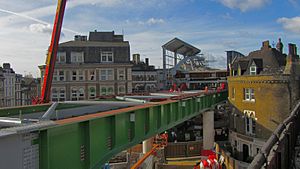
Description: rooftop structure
162,38,202,89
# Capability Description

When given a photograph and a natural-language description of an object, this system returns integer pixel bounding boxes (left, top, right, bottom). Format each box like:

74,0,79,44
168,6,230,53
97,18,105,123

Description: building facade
39,31,133,101
2,63,16,107
0,67,4,107
225,40,300,163
132,54,157,93
15,74,22,106
21,77,41,105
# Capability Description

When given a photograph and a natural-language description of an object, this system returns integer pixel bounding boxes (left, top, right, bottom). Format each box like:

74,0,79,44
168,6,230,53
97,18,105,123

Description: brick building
39,31,133,101
224,39,300,164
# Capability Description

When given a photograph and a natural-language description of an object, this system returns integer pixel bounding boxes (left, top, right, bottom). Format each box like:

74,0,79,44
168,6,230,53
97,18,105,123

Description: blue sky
0,0,300,76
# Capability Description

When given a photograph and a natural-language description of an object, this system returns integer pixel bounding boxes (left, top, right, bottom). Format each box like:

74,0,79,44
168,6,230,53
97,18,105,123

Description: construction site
3,0,300,169
0,0,229,169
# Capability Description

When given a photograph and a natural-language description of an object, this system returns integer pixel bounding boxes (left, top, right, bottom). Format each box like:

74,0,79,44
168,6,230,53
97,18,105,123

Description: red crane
33,0,67,104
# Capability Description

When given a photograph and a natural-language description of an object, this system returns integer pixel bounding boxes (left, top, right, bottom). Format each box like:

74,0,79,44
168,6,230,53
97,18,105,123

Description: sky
0,0,300,77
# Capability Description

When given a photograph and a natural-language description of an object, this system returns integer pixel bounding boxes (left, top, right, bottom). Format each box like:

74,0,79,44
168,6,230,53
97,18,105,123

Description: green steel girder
39,91,228,169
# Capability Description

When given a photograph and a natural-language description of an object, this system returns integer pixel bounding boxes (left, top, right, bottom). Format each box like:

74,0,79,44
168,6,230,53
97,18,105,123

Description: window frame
101,51,114,62
100,69,114,81
71,51,84,63
250,65,257,75
244,110,256,136
88,86,96,99
88,70,96,81
56,52,66,63
244,88,255,101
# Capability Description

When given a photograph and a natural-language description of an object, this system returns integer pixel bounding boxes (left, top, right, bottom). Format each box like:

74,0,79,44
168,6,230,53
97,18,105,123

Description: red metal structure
33,0,67,104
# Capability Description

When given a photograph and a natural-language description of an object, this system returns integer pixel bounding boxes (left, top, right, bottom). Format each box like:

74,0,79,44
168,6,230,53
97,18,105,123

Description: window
88,70,95,81
101,87,107,95
71,70,85,81
71,52,84,63
53,71,58,81
88,87,96,99
52,88,58,101
53,70,65,82
108,87,114,95
100,69,114,81
244,88,255,101
101,51,113,62
58,71,65,81
250,66,257,75
71,87,85,101
71,71,77,81
51,88,65,101
78,70,84,81
56,52,66,63
244,110,256,136
232,87,235,99
100,86,114,95
119,86,126,94
118,69,125,80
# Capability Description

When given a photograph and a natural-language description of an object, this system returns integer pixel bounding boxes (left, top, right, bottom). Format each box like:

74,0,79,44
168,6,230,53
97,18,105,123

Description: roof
59,40,129,47
247,48,286,68
251,58,263,68
162,38,200,56
232,59,249,70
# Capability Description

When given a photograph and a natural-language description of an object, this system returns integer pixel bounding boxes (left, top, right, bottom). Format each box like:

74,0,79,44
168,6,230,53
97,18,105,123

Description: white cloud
137,18,165,26
277,17,300,33
67,0,124,8
146,18,165,25
218,0,270,12
29,23,52,34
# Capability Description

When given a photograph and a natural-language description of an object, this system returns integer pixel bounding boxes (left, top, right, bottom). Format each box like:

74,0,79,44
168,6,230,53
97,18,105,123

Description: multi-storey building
15,74,22,106
39,31,133,101
223,40,300,164
2,63,16,107
21,77,41,105
0,67,4,107
132,54,157,93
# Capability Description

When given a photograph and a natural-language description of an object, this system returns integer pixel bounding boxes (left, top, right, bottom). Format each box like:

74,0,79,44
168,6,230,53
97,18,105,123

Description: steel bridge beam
37,91,227,169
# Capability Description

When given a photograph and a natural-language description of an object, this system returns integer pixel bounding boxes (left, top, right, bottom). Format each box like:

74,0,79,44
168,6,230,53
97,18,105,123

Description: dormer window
101,51,113,62
250,63,257,75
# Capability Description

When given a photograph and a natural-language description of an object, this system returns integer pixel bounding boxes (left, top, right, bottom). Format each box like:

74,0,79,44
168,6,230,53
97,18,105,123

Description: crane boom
38,0,67,104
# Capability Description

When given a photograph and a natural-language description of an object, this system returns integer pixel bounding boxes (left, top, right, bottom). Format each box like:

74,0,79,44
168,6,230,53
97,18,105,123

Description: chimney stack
145,58,149,66
276,38,283,53
3,63,10,69
261,40,271,50
132,54,140,64
288,43,297,56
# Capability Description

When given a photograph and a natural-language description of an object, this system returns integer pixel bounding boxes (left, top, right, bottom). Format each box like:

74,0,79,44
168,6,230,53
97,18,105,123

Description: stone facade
15,74,22,106
0,67,4,107
132,55,157,93
21,77,41,105
226,40,300,162
39,31,133,101
2,63,16,107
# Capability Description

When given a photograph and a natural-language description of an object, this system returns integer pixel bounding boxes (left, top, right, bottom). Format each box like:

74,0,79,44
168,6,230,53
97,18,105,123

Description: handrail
248,101,300,169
